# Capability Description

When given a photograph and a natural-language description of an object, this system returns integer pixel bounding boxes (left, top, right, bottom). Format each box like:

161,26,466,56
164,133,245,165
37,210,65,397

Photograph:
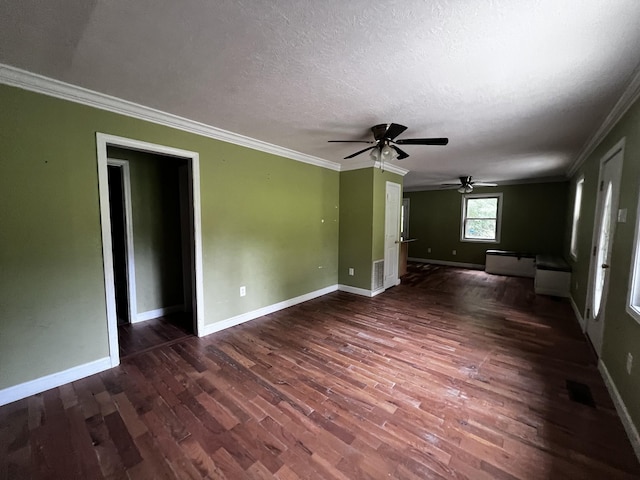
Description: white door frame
584,137,625,355
384,181,402,289
97,133,204,367
106,159,138,324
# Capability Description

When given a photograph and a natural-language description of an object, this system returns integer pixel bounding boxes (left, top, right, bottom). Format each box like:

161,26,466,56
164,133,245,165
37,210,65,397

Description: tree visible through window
461,194,502,242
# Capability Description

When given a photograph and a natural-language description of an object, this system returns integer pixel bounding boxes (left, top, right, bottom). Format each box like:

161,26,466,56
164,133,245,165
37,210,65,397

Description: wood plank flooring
2,263,639,479
118,312,193,358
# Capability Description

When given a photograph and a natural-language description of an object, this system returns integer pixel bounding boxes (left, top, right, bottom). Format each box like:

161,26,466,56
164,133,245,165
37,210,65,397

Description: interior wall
0,84,339,390
107,147,184,316
338,168,374,289
338,167,404,290
405,182,569,265
568,95,640,429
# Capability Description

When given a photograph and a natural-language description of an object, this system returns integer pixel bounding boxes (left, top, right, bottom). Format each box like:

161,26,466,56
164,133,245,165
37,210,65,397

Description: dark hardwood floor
118,312,194,359
2,263,639,479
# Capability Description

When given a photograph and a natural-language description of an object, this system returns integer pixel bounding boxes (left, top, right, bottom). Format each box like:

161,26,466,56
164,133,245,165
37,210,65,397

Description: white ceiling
1,0,639,189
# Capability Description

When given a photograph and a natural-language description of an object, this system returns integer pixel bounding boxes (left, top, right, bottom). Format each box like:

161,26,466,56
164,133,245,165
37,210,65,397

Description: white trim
384,181,402,289
97,140,120,367
569,295,586,331
97,133,205,367
460,192,503,243
201,285,338,336
0,64,340,172
338,284,385,297
106,158,138,323
408,257,485,270
0,357,111,407
568,64,640,177
341,160,409,176
598,360,640,463
626,187,640,325
134,304,184,323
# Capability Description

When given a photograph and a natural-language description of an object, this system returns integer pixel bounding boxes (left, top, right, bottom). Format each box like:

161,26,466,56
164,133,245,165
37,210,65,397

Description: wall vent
372,260,384,291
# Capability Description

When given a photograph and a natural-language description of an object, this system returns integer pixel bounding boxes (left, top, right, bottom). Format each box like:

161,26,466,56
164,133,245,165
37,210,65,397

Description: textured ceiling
1,0,640,189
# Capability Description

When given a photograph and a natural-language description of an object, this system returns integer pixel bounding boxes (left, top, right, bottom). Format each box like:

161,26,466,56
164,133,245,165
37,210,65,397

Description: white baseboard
408,257,484,270
338,284,385,297
598,360,640,462
135,304,184,323
0,357,112,407
200,285,338,337
569,295,586,331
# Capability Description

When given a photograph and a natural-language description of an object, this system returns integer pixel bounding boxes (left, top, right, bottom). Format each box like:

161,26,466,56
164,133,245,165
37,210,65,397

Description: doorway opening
97,134,204,367
107,164,130,325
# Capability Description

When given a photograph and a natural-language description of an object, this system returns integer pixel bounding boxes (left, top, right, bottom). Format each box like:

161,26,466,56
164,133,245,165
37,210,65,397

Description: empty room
1,1,640,478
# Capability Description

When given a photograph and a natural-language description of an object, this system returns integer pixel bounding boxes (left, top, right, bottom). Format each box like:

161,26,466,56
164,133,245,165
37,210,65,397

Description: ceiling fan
441,176,497,193
328,123,448,161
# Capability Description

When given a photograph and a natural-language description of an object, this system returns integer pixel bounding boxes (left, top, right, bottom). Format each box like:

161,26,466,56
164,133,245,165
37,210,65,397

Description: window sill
626,305,640,326
460,238,499,244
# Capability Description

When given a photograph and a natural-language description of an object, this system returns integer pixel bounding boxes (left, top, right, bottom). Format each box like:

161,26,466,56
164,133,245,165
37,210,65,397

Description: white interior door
384,182,401,289
585,147,623,355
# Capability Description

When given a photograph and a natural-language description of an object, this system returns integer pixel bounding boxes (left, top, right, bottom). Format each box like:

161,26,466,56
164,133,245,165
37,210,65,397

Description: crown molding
0,63,342,172
341,159,409,176
568,63,640,177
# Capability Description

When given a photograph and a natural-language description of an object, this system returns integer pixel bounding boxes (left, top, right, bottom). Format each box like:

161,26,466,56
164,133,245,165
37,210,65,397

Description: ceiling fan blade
390,145,409,160
395,137,449,146
473,182,498,187
385,123,408,140
441,183,461,187
328,140,375,144
344,145,376,159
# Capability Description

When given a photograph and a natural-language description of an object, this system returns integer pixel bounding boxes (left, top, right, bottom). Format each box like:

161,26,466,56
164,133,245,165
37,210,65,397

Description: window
401,198,410,240
461,193,502,243
627,190,640,324
569,177,584,260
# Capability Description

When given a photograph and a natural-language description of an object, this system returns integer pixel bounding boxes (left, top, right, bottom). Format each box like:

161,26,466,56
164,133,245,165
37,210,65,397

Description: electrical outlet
627,353,633,375
240,286,246,297
348,268,354,276
427,247,431,253
452,250,457,255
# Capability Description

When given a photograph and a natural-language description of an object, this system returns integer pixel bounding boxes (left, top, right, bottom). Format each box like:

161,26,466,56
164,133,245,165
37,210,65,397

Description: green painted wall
107,147,184,314
568,96,640,429
0,84,339,389
338,169,374,288
405,182,569,265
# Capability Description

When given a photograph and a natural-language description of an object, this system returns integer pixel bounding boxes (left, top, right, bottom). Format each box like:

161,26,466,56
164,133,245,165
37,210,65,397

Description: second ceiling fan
329,123,448,160
441,176,497,193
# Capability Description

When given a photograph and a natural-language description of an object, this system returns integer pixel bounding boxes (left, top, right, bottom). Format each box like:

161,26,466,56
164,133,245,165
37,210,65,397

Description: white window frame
460,193,503,243
626,188,640,325
401,198,410,240
569,177,584,260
